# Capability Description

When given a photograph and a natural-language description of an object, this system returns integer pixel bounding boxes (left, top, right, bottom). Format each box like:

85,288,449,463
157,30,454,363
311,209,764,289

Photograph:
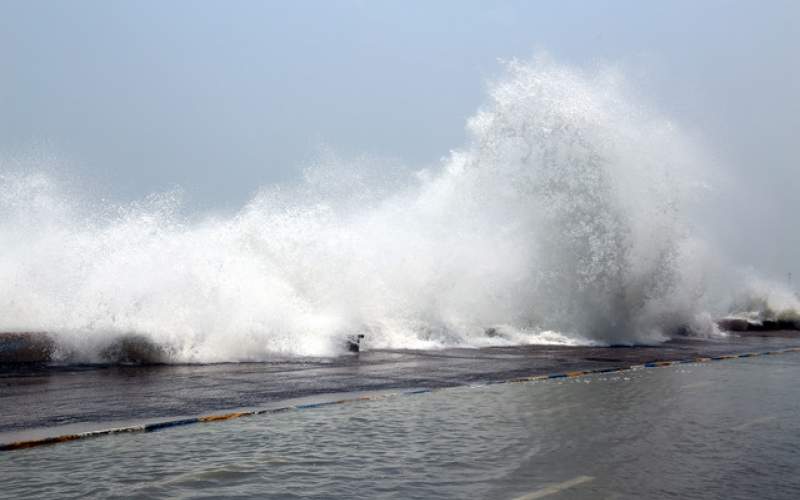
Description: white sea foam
0,56,787,362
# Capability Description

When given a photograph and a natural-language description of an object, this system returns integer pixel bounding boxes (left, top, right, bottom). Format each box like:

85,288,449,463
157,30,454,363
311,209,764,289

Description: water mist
1,56,787,363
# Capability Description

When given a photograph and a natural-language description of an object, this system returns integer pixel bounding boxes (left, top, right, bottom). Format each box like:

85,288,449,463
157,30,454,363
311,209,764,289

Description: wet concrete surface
2,332,799,437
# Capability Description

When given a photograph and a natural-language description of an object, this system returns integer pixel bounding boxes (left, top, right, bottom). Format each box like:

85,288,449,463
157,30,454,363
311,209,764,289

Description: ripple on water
3,354,800,499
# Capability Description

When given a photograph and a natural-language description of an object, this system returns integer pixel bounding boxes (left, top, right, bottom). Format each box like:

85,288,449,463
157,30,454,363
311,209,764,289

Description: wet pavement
4,350,800,499
2,332,799,438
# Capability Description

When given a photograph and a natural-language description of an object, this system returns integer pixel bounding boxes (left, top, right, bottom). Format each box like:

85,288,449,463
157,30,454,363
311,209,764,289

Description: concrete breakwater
4,331,800,441
2,320,800,365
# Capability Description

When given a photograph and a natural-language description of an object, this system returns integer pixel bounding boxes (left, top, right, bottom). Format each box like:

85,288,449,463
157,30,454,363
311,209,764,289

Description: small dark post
346,334,365,353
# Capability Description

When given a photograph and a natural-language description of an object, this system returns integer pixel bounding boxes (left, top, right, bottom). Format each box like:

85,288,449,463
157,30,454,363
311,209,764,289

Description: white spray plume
1,56,786,362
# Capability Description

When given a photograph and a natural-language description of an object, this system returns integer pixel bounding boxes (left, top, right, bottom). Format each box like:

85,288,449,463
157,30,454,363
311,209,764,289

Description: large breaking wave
1,57,795,362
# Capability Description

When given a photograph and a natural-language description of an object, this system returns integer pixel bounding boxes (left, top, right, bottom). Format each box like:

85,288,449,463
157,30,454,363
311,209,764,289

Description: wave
0,55,787,363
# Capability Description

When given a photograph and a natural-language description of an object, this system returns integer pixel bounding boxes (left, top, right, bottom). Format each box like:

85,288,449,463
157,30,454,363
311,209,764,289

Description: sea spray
0,56,771,362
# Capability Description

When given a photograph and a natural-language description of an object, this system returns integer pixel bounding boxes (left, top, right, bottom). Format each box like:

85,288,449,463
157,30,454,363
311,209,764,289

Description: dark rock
716,317,800,333
716,318,752,332
99,335,167,364
0,332,54,364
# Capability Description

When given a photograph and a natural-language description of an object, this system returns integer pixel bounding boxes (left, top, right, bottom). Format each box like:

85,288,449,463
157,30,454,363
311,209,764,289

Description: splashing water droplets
0,57,750,362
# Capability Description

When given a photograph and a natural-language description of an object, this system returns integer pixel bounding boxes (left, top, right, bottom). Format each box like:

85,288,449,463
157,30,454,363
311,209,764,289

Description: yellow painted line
565,371,586,378
511,475,595,499
198,412,252,423
2,434,82,450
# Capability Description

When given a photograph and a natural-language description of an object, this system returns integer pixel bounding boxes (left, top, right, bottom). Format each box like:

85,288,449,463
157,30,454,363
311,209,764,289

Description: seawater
3,353,800,499
1,55,798,363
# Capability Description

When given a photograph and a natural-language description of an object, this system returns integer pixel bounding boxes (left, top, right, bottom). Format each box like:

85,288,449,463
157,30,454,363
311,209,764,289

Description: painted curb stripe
2,347,798,452
198,412,252,423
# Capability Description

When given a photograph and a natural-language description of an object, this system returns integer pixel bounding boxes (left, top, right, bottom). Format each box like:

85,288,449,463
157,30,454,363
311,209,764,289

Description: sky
1,0,798,279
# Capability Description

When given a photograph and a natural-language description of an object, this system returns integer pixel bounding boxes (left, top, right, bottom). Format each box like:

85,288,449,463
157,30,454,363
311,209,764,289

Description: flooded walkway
2,332,799,438
4,349,800,499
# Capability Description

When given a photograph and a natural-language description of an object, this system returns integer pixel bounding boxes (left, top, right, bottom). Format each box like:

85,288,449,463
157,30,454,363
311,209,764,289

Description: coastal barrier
3,347,799,452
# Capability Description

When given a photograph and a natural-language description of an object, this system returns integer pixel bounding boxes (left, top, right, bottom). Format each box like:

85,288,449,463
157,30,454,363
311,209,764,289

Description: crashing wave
0,55,782,363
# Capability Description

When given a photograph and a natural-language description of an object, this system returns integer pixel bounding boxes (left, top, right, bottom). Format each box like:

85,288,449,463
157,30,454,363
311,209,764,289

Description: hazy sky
1,0,798,278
